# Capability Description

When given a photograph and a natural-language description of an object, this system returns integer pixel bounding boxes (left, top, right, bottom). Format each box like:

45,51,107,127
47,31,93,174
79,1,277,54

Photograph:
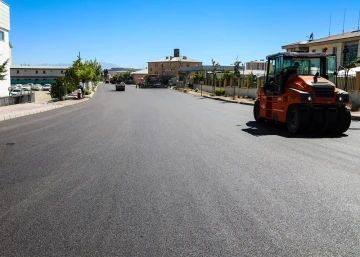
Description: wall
193,84,258,98
132,74,147,83
0,0,10,97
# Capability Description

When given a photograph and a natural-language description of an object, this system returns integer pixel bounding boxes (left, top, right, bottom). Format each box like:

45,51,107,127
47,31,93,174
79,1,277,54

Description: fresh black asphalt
1,83,360,256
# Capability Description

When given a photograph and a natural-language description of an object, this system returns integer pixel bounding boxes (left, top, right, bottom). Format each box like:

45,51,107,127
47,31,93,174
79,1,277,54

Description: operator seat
279,62,300,93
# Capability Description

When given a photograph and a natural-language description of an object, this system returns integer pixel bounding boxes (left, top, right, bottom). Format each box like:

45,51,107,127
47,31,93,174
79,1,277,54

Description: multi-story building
147,49,202,78
0,0,11,97
282,30,360,68
10,66,69,85
246,60,267,70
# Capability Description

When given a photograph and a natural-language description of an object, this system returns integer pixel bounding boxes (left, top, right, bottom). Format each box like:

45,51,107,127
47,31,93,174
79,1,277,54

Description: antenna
343,9,346,33
358,10,360,30
329,12,332,36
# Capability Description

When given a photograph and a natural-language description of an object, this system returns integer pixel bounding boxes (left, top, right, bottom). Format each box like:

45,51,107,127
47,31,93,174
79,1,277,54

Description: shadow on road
241,121,348,138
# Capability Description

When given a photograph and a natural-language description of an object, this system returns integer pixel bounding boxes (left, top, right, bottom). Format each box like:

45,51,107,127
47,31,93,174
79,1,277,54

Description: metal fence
336,75,356,91
0,93,35,107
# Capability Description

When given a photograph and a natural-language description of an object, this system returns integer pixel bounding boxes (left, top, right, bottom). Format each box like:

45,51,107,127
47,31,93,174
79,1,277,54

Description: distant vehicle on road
116,81,125,91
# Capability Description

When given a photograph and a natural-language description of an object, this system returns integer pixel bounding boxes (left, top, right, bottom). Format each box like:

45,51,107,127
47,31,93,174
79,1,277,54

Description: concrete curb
202,95,255,106
85,84,98,99
0,105,64,122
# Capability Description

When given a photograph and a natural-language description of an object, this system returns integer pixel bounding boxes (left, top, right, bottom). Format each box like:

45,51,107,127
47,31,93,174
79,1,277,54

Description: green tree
231,56,242,99
350,57,360,67
194,71,203,84
221,69,233,79
211,58,220,91
0,59,9,80
63,67,79,94
76,60,95,89
50,76,67,100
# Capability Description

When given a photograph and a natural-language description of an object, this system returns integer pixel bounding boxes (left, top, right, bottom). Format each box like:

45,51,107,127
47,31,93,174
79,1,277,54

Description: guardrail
0,93,35,107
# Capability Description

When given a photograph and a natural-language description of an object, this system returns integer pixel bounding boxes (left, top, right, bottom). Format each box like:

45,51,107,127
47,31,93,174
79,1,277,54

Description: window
332,47,337,55
299,47,309,52
17,70,19,74
61,71,63,74
43,71,46,74
150,68,152,71
0,31,4,41
343,41,359,66
36,71,38,74
267,59,276,82
312,49,316,53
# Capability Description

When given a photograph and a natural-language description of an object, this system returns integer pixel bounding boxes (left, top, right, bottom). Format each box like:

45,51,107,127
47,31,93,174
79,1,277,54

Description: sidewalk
185,89,360,121
0,85,98,122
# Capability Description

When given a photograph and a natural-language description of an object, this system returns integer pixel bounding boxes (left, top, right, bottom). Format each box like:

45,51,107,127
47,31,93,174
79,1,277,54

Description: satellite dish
306,33,314,41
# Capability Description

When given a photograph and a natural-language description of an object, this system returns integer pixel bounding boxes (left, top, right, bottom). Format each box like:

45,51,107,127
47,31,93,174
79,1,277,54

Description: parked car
115,81,125,91
22,85,32,91
31,84,43,91
42,84,51,91
10,88,24,96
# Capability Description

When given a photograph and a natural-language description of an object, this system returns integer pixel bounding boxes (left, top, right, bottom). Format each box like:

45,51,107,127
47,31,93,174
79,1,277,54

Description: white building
10,66,69,84
0,0,10,97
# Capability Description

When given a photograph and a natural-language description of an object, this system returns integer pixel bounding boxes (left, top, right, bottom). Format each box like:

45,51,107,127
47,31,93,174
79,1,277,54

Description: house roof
130,68,148,75
282,30,360,48
11,65,69,69
148,56,202,63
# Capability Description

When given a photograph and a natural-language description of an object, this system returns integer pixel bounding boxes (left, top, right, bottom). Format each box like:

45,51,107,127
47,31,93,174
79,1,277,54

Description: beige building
130,68,148,83
10,65,68,84
246,60,267,70
147,49,202,78
282,30,360,68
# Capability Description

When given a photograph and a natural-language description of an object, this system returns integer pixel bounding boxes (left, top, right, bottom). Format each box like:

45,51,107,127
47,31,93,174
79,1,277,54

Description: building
130,68,148,83
0,0,11,97
10,65,69,85
282,30,360,68
246,60,267,70
147,49,202,78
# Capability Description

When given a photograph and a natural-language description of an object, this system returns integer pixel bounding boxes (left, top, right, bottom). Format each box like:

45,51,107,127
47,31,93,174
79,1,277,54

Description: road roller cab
253,50,351,134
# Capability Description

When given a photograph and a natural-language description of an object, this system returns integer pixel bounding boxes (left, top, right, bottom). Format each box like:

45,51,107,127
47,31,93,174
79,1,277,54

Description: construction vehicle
253,49,351,134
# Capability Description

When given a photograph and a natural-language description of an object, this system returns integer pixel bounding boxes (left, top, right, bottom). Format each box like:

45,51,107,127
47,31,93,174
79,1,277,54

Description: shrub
215,88,225,96
50,77,66,100
85,89,91,95
195,88,199,92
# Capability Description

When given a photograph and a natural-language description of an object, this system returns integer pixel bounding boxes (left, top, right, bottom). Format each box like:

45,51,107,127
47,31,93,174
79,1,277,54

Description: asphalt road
1,83,360,257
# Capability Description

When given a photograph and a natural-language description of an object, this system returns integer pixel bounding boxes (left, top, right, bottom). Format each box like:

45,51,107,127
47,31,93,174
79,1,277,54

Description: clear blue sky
6,0,360,68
